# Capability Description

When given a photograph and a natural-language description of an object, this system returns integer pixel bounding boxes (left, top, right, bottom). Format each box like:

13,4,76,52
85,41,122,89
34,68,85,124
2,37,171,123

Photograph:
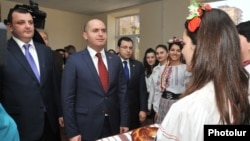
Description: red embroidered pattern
160,65,172,92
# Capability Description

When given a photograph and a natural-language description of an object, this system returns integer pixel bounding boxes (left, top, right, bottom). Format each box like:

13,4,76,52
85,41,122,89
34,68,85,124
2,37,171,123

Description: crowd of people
1,0,250,141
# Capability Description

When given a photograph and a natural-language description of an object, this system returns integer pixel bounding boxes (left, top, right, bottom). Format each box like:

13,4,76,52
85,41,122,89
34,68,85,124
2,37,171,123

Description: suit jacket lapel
128,60,136,86
8,38,40,84
82,49,105,93
106,52,114,92
34,42,45,85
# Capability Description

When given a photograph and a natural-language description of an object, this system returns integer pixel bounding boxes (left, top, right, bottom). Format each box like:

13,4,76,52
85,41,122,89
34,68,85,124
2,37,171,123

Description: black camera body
21,0,46,29
4,0,46,29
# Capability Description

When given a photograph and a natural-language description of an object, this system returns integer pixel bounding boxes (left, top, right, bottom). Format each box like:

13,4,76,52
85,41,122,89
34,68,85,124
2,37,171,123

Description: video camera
4,0,46,29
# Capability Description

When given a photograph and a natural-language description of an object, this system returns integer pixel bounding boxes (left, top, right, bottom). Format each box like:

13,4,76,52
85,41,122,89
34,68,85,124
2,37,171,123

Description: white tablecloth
97,124,159,141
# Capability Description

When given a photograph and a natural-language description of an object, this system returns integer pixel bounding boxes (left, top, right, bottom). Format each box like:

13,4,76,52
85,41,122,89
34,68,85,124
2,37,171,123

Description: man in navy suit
61,19,129,141
117,36,148,130
1,7,61,141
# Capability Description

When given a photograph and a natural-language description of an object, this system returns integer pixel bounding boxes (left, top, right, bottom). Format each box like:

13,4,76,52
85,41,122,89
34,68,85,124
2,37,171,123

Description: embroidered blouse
148,64,190,112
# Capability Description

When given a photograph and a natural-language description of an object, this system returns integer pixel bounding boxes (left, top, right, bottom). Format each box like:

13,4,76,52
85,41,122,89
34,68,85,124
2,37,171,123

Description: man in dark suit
37,29,66,140
1,7,61,141
61,19,129,141
37,30,64,85
117,36,148,130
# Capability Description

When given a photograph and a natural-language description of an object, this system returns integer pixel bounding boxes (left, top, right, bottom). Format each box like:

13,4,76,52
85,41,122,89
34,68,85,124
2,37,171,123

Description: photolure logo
204,125,250,141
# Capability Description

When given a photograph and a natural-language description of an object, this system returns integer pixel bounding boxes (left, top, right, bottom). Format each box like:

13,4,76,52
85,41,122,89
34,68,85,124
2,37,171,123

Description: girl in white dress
143,48,159,124
156,38,190,124
148,44,169,122
156,1,250,141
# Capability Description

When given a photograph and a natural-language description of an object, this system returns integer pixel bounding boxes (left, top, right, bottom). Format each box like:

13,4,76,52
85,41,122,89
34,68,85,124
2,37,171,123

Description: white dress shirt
87,46,108,74
12,36,40,74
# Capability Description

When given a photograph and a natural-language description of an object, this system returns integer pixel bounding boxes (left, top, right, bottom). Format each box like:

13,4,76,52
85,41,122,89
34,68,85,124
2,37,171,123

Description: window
205,0,250,24
116,15,140,59
117,15,140,35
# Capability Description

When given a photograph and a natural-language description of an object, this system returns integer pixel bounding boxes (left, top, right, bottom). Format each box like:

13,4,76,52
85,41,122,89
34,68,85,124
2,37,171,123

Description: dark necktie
96,53,109,92
23,44,40,82
123,61,129,84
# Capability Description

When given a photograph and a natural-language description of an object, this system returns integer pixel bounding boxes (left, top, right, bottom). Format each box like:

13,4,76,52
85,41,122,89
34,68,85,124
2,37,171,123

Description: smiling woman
154,37,191,124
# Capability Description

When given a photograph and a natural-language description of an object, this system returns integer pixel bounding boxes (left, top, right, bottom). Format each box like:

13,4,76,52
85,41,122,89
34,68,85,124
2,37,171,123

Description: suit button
103,110,109,116
40,106,47,112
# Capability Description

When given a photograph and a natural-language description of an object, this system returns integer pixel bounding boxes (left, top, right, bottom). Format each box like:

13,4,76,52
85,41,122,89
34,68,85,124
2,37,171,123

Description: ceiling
7,0,222,16
7,0,162,16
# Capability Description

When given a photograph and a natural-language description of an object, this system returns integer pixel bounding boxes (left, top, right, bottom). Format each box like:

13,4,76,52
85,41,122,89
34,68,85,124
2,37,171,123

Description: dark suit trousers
129,109,141,130
39,113,61,141
97,116,112,140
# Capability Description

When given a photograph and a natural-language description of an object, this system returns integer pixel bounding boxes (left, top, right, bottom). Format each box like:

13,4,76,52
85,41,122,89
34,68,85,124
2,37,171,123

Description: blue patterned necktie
123,61,129,84
23,44,40,82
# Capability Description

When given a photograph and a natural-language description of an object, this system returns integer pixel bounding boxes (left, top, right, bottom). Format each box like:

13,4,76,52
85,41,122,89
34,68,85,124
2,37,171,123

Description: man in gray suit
61,19,130,141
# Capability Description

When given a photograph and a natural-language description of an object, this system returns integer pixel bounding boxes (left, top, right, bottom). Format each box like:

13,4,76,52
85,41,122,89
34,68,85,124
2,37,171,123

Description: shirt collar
120,57,129,62
87,46,106,58
12,36,35,49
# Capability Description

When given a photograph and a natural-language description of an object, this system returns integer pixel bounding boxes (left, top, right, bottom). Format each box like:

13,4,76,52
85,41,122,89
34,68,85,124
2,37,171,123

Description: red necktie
96,53,109,92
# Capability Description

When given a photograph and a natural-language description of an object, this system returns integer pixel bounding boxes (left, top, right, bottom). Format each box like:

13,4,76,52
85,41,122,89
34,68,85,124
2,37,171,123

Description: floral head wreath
168,36,183,44
186,0,211,32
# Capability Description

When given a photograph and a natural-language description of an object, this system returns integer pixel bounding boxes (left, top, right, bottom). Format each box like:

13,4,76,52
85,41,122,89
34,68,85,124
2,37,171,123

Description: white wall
92,0,189,61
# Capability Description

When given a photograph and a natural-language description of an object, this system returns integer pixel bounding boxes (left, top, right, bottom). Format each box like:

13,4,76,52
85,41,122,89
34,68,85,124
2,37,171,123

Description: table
97,124,159,141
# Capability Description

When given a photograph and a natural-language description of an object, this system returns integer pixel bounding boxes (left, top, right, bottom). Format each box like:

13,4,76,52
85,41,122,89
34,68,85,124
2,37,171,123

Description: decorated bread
131,126,158,141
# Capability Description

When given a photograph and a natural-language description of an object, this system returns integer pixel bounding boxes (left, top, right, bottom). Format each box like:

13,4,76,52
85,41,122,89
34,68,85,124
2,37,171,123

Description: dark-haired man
117,36,148,130
1,7,61,141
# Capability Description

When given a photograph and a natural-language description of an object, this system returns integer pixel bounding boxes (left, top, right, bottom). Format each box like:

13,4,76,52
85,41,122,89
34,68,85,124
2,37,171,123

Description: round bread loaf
131,126,158,141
